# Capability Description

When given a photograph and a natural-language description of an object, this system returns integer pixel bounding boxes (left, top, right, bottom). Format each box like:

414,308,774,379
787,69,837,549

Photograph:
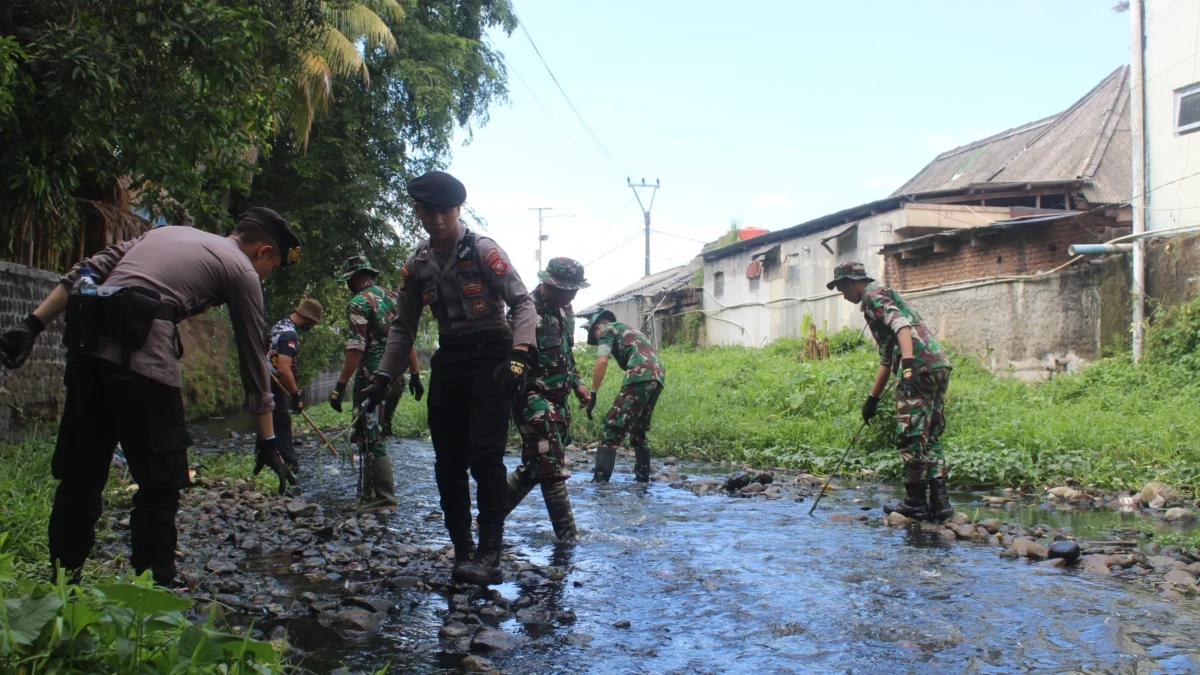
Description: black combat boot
455,523,503,586
593,446,617,482
502,463,538,517
449,530,476,583
633,446,652,483
927,477,953,521
883,481,929,520
540,480,577,541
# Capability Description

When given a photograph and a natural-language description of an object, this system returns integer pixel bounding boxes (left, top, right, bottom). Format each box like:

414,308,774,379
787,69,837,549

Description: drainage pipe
1067,243,1134,256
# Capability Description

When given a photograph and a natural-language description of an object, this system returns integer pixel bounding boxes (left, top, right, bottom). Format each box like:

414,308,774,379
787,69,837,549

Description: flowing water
192,420,1200,674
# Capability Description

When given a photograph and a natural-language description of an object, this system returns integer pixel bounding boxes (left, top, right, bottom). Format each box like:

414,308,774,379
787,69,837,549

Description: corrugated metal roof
879,211,1087,252
590,259,700,307
893,66,1130,204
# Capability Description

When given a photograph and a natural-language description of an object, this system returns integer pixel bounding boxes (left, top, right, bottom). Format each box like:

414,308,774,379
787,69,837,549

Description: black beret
239,207,302,266
407,171,467,208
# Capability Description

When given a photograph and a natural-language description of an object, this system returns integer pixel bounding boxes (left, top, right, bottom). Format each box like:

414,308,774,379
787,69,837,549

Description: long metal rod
270,371,339,458
807,420,868,516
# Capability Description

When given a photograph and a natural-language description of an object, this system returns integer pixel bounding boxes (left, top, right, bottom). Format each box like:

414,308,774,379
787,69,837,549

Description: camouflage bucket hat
538,257,590,291
586,309,617,346
295,298,323,324
340,255,380,282
826,261,874,290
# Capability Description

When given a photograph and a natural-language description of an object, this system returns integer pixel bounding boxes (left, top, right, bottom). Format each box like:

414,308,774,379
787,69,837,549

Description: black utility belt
64,285,183,356
437,328,512,351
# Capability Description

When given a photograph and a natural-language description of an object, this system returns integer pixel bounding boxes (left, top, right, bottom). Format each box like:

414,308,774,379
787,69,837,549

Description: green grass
569,332,1200,494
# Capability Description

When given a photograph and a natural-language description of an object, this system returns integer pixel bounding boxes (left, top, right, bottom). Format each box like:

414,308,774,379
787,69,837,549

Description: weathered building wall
885,216,1111,290
1145,231,1200,310
906,266,1108,379
1144,0,1200,231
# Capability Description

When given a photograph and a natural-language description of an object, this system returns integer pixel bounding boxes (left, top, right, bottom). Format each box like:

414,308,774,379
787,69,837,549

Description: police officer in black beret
0,209,300,587
362,170,538,585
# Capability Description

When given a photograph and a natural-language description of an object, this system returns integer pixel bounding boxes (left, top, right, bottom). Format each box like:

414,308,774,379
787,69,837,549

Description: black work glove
585,390,598,420
329,381,347,413
253,437,296,495
862,394,880,423
493,349,532,400
359,372,392,412
896,358,921,399
290,389,304,413
409,372,424,401
0,314,45,369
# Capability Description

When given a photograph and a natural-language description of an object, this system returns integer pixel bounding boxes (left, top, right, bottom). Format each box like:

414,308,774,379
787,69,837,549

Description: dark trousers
50,356,191,586
270,381,298,470
427,340,511,546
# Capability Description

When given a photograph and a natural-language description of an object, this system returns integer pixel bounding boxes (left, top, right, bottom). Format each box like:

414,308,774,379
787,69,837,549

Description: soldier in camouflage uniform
329,255,422,510
586,310,666,482
502,258,592,540
828,261,954,521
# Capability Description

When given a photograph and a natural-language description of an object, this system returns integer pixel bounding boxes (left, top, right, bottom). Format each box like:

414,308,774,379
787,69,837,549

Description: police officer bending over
0,208,301,587
361,171,537,586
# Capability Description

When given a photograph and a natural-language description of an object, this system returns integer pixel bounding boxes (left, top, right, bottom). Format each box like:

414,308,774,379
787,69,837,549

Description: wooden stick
270,372,339,458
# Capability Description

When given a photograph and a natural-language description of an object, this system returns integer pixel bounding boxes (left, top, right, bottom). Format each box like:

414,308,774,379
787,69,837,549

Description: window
749,276,760,292
1177,82,1200,135
836,227,858,254
714,272,724,297
787,264,800,285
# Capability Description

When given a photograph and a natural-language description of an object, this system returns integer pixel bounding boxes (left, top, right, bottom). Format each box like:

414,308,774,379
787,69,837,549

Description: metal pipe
1067,243,1134,256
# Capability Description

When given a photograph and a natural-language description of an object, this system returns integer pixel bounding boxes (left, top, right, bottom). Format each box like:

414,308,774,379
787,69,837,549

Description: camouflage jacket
346,282,397,375
526,287,584,399
265,317,299,378
595,321,665,387
860,282,951,373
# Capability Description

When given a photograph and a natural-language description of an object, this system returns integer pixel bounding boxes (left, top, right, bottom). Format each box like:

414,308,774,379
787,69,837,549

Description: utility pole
1130,0,1147,364
529,207,553,271
628,177,660,277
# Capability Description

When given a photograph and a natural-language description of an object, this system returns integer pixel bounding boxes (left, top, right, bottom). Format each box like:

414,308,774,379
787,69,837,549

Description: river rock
978,519,1003,534
723,471,754,492
612,620,631,628
981,496,1011,505
335,608,384,634
756,471,774,485
741,483,766,495
1164,508,1197,523
206,559,237,574
949,512,971,526
286,500,319,519
1147,555,1184,572
460,655,499,674
439,622,473,639
884,512,910,527
828,513,855,523
1164,568,1198,588
345,596,394,614
1036,558,1067,569
1047,541,1081,564
1140,482,1182,508
471,628,526,652
1047,486,1080,501
1007,537,1049,560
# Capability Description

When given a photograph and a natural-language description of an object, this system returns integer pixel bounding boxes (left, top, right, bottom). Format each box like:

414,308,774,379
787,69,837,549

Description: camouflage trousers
515,392,571,481
896,367,951,482
601,381,663,450
353,373,401,459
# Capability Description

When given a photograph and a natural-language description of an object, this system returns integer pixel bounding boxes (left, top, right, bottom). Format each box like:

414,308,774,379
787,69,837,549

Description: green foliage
0,37,25,120
1,0,317,241
0,439,58,582
1144,292,1200,370
573,339,1200,493
0,564,284,674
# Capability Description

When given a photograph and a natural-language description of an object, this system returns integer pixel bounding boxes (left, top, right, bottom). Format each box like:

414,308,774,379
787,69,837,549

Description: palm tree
292,0,404,149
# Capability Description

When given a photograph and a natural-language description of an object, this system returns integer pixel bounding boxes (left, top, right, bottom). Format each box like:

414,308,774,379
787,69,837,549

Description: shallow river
195,422,1200,674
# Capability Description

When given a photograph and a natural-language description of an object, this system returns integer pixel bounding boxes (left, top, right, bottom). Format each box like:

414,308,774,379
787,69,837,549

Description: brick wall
0,262,67,442
886,215,1113,290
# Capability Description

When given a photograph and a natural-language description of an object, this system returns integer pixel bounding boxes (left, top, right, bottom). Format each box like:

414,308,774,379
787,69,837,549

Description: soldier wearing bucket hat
585,308,665,483
330,255,420,511
265,298,323,475
828,261,954,522
499,257,592,540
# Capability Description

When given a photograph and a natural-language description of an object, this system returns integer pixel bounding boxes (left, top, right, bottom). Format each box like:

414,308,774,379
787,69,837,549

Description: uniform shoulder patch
399,265,410,292
481,248,508,275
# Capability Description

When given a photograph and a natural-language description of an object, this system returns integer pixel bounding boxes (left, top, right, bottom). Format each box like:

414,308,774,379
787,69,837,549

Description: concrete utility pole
1130,0,1147,363
529,207,552,271
628,178,661,277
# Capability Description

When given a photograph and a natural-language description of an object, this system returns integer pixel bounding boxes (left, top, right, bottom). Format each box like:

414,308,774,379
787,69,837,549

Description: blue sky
444,1,1132,310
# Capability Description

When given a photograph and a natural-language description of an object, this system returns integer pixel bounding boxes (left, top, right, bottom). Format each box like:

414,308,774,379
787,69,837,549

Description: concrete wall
1145,0,1200,231
703,211,897,346
0,263,68,441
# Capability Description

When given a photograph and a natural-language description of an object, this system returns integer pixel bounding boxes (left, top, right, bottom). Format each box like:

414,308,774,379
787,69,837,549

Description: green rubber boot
503,463,539,517
541,480,577,541
362,456,398,512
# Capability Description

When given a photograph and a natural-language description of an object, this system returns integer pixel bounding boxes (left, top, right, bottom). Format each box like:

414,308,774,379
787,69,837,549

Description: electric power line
585,231,643,267
512,9,630,177
509,64,616,178
652,228,709,244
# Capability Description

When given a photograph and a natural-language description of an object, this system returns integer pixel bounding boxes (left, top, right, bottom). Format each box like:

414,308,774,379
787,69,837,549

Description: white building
1140,0,1200,231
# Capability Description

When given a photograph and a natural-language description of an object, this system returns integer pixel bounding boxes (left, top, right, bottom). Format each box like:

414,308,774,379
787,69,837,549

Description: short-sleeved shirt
346,282,397,376
595,321,665,387
527,287,584,399
266,317,299,378
860,282,951,373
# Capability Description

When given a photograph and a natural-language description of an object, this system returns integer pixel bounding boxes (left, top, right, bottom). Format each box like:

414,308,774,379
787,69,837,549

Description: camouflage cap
294,298,323,324
340,255,380,282
538,257,590,290
826,261,874,290
586,309,617,346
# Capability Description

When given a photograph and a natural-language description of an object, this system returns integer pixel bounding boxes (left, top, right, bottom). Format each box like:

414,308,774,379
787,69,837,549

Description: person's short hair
232,220,274,246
